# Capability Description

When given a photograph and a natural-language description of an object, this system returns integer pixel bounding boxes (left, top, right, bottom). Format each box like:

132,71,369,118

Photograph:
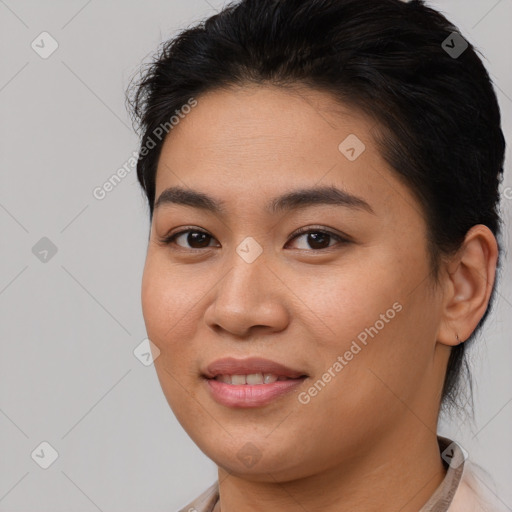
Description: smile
202,356,308,407
214,373,294,385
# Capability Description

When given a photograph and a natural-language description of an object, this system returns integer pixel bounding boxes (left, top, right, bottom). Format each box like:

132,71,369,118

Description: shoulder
177,481,219,512
449,461,509,512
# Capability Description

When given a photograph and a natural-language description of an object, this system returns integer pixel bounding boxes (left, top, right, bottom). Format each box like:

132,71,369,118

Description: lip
202,357,308,408
202,356,307,379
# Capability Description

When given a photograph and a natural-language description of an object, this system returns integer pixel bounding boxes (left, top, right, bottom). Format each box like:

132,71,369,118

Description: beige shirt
178,437,508,512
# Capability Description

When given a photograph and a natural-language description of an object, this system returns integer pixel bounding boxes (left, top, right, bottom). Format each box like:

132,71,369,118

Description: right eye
159,228,219,251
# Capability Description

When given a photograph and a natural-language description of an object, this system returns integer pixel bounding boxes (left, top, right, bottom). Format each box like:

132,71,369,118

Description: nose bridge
206,236,287,335
221,236,270,308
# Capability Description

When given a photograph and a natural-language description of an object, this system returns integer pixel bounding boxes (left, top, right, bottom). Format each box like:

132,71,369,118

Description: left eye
287,229,347,250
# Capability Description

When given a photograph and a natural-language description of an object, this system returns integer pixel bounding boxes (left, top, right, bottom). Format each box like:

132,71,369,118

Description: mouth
202,356,308,380
202,357,308,408
211,373,304,385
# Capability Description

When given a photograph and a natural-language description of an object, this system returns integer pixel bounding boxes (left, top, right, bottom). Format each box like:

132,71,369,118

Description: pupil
308,232,329,249
189,231,210,248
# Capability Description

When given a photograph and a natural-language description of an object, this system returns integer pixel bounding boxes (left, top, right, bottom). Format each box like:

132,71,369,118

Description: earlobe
436,224,498,347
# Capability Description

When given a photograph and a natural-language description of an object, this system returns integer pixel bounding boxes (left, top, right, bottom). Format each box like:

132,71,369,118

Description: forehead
154,85,419,221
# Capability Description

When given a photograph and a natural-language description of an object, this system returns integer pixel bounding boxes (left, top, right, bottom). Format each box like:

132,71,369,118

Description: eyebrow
154,185,375,216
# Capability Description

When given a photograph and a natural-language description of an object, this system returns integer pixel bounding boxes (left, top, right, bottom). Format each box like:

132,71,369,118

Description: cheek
301,261,400,350
140,253,209,393
300,251,435,402
141,258,206,422
141,257,190,389
141,260,168,342
141,252,197,343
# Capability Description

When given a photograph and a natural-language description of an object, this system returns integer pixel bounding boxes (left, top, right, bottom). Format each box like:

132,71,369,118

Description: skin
141,84,498,512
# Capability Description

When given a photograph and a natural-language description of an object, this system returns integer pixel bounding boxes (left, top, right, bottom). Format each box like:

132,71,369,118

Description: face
141,84,449,481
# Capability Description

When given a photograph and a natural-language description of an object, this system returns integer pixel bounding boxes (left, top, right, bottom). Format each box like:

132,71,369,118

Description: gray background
0,0,511,510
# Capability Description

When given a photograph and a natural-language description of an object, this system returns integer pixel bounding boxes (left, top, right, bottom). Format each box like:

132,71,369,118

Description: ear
436,225,499,347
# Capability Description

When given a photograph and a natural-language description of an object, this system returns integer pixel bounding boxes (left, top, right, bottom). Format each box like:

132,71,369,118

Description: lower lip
205,377,306,408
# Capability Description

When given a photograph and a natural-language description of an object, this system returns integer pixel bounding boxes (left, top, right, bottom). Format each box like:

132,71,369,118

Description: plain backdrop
0,0,511,511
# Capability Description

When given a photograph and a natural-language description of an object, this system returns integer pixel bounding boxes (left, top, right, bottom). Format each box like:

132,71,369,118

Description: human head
127,0,505,415
126,4,506,488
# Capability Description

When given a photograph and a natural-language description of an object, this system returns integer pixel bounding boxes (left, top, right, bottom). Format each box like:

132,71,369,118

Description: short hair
126,0,506,415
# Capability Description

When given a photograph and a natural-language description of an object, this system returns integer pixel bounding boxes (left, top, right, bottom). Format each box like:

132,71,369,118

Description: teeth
214,373,283,385
231,374,246,385
264,373,278,384
246,373,263,385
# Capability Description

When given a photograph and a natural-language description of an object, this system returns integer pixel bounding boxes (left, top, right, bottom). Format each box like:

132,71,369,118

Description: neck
214,426,447,512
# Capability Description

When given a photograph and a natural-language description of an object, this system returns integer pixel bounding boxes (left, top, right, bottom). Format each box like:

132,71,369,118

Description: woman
126,0,508,510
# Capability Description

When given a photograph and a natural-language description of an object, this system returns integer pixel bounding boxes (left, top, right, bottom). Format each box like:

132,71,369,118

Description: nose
203,250,290,339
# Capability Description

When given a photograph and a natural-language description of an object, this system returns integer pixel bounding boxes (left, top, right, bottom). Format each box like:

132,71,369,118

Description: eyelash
158,226,350,252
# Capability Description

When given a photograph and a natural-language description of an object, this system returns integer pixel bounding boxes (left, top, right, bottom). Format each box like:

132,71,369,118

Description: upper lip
203,357,308,379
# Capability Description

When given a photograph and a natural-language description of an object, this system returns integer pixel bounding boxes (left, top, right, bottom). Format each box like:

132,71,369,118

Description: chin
198,436,313,481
